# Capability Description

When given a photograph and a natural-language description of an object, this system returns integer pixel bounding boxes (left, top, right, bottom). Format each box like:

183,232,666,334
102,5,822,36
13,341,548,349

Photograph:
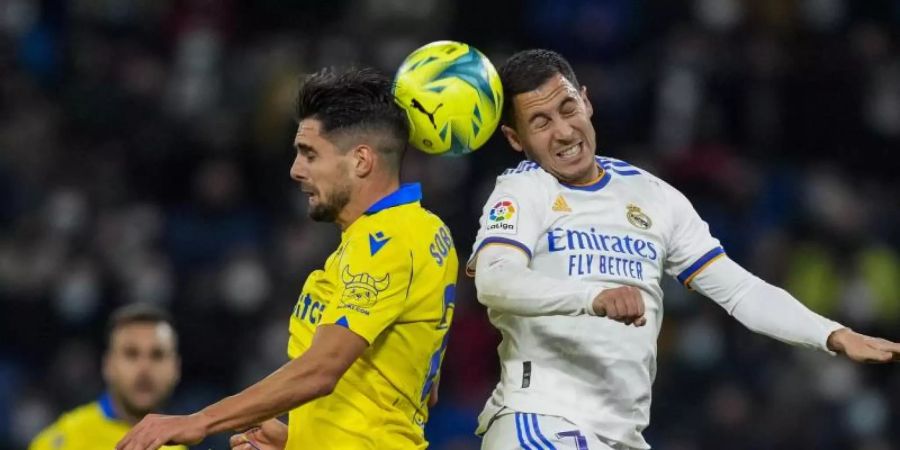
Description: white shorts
481,412,630,450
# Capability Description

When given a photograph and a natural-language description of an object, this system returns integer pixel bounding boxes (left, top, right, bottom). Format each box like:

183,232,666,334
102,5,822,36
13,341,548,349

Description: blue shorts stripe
515,413,535,450
521,412,545,449
530,414,557,449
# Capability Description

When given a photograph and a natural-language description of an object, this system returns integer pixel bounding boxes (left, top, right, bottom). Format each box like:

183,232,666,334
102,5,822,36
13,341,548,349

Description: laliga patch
338,265,390,315
487,197,518,234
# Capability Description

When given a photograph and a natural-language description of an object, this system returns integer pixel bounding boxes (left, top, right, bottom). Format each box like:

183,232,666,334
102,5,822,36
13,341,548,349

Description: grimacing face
103,322,180,417
502,74,599,184
290,119,354,222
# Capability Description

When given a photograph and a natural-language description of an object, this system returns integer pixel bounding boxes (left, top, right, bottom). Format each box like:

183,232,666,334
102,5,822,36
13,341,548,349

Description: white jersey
468,156,725,449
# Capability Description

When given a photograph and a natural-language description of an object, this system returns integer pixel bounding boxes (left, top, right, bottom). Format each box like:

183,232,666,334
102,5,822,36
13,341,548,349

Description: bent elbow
474,270,507,309
299,362,343,400
308,371,339,399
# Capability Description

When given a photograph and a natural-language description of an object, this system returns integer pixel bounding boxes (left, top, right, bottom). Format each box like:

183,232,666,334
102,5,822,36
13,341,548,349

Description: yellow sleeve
28,423,65,450
320,231,412,344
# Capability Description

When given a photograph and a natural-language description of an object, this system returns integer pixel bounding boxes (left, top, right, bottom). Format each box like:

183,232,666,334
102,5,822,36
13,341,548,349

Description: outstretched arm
475,244,647,325
115,325,367,450
691,256,900,362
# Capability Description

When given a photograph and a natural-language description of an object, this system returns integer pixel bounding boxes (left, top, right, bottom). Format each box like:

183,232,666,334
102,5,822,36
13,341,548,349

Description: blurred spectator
0,1,898,449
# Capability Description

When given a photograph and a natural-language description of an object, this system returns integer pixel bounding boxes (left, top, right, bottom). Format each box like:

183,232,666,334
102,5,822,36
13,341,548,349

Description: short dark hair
498,49,580,125
295,67,409,170
106,303,177,347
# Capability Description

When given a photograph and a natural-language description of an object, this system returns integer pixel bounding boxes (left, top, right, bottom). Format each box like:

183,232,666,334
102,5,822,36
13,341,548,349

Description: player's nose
290,155,308,183
551,118,577,144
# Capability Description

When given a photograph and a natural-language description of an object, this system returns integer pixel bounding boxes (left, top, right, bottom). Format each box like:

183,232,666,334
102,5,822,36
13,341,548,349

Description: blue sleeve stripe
676,247,726,286
476,237,533,260
531,414,557,449
466,237,533,277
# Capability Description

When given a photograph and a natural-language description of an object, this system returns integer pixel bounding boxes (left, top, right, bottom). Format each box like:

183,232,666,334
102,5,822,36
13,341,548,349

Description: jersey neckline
364,183,422,215
558,166,612,191
98,392,118,420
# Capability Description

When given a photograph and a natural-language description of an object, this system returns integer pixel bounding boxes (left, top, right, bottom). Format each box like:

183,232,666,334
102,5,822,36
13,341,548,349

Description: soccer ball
393,41,503,156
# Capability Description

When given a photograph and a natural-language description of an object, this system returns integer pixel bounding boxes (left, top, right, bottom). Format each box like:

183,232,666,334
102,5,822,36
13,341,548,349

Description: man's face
503,74,597,184
290,119,353,222
103,322,179,417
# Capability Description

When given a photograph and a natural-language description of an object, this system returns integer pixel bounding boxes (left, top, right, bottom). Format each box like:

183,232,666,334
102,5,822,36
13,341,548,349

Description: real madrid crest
626,203,652,230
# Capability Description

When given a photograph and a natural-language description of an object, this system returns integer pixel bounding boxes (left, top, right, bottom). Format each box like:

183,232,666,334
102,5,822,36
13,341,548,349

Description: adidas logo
552,194,572,213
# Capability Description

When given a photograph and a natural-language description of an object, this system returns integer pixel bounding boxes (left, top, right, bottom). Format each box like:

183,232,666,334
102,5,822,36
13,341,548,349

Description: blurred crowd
1,0,899,449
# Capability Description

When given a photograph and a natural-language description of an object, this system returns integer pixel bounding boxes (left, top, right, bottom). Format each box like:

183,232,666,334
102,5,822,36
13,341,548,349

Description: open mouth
301,185,317,202
556,142,582,161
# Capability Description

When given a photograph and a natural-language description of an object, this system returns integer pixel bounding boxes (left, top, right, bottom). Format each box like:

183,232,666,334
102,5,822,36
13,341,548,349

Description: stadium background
1,0,899,448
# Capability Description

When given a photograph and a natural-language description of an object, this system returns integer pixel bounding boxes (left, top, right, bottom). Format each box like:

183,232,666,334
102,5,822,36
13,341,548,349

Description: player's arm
196,324,366,431
691,256,900,362
470,177,644,324
115,325,367,450
662,180,900,362
475,244,646,325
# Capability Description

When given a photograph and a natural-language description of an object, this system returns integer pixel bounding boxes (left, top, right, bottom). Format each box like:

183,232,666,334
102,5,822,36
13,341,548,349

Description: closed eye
530,115,550,130
560,98,578,116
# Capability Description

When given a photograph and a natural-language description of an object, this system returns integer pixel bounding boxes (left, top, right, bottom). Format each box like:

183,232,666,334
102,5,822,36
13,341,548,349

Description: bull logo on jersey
487,198,518,234
340,265,390,309
626,203,652,230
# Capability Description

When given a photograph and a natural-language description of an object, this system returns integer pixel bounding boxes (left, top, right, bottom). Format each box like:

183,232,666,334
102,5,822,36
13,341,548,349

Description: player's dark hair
498,49,580,125
296,67,409,171
106,303,177,347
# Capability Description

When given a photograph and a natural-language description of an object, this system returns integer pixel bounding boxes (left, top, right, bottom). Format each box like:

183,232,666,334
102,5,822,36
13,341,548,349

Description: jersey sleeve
319,231,413,344
661,183,725,288
466,174,548,275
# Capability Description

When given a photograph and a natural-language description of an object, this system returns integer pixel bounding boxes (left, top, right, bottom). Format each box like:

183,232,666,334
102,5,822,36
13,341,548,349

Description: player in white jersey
468,49,900,450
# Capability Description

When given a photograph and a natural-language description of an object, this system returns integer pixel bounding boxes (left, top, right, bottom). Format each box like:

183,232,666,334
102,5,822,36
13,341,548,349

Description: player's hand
115,413,207,450
428,376,440,407
230,419,288,450
592,286,646,327
827,328,900,363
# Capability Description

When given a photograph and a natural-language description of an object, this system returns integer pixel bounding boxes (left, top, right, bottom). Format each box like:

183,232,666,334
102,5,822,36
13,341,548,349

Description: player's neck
335,176,401,230
560,162,601,185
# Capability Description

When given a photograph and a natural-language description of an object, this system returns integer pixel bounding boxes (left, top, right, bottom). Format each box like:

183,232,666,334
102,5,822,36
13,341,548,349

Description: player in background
28,303,185,450
468,49,900,450
116,67,458,450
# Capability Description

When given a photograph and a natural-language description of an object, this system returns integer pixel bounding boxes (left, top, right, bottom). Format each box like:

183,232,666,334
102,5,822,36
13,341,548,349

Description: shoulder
29,403,100,449
55,402,103,428
598,155,677,196
344,209,424,265
491,160,554,202
363,204,447,244
497,160,552,186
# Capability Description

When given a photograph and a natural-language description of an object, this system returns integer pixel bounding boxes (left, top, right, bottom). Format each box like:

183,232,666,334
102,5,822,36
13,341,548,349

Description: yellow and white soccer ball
393,41,503,156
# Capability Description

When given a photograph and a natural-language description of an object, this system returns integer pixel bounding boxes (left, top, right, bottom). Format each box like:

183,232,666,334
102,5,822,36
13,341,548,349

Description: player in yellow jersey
116,67,459,450
29,303,184,450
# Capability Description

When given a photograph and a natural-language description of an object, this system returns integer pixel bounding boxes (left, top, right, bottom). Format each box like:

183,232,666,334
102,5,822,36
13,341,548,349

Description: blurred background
1,0,899,449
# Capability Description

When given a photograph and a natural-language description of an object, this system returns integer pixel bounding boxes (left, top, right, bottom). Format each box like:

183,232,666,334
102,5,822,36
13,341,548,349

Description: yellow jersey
286,183,458,449
27,394,186,450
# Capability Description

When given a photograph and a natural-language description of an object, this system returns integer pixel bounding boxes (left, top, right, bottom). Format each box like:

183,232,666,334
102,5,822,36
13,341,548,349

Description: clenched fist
592,286,647,327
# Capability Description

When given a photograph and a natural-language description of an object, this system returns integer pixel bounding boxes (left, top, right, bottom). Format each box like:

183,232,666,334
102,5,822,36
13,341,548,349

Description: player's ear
580,86,593,119
500,125,524,153
351,144,376,177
